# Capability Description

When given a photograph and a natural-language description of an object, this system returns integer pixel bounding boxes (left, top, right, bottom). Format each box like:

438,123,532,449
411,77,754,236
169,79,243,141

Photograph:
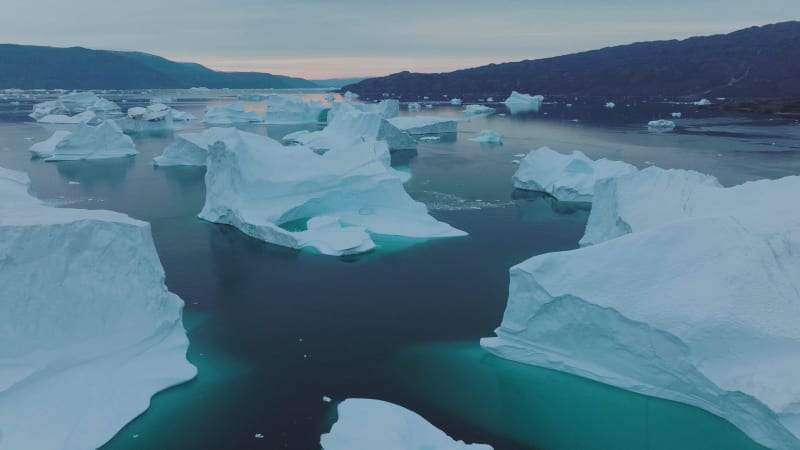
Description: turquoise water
1,90,794,449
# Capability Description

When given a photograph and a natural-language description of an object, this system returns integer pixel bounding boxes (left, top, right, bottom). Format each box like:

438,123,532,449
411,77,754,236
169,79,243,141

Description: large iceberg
512,147,637,203
0,167,196,450
464,104,496,115
29,120,138,161
503,91,543,114
153,132,210,167
320,399,493,450
30,91,121,122
387,116,461,135
469,129,503,144
328,99,399,121
343,91,359,101
202,103,262,126
117,103,174,133
647,119,676,131
264,94,327,124
482,172,800,450
199,128,465,256
284,103,416,152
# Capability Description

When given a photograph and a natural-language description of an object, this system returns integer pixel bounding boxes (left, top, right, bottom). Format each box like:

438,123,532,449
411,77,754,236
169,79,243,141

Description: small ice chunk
469,129,503,144
647,120,676,132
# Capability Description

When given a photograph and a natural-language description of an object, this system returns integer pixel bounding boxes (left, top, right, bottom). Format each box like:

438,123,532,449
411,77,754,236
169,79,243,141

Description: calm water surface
2,90,797,449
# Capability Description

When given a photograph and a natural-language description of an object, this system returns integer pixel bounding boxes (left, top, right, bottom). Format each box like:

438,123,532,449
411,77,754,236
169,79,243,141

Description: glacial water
1,90,797,449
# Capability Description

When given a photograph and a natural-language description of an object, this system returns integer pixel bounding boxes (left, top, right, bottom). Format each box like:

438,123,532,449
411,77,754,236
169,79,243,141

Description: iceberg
408,102,422,112
202,103,262,126
329,99,399,120
153,132,210,167
464,104,496,115
512,147,637,203
283,103,417,152
671,112,682,118
29,120,138,161
605,102,616,109
482,174,800,450
117,103,174,133
199,128,465,256
0,167,196,450
694,98,712,106
469,129,503,144
449,98,463,106
171,109,197,121
387,116,461,135
320,399,493,450
36,110,98,125
265,94,327,124
647,119,676,131
30,91,121,121
343,91,359,101
503,91,543,114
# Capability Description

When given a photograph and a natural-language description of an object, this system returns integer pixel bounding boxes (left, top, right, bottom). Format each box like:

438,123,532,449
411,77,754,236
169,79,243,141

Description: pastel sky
1,0,797,78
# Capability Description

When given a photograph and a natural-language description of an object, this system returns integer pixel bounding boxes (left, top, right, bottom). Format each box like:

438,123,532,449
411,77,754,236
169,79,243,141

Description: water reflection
52,157,135,190
512,189,591,217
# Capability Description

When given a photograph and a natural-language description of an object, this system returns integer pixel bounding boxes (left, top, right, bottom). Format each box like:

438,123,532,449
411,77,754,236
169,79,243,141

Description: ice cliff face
320,399,493,450
0,167,196,450
202,103,262,126
29,120,138,161
198,128,465,256
265,94,327,124
483,169,800,450
153,132,210,166
512,147,637,203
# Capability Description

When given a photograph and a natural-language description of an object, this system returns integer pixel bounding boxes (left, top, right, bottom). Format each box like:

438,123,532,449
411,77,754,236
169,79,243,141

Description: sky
0,0,798,79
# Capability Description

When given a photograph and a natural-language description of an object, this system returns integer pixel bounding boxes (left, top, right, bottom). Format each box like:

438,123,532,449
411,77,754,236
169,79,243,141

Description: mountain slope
343,22,800,99
0,45,318,89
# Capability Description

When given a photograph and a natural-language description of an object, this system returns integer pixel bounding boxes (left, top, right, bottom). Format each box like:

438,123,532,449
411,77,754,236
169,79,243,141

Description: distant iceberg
202,103,262,126
30,120,138,161
387,116,461,135
328,99,399,121
503,91,544,114
321,399,493,450
408,102,422,112
283,103,416,152
512,147,637,203
0,167,196,450
30,91,121,123
604,102,616,109
483,171,800,450
469,129,503,144
449,98,463,106
343,91,360,101
199,128,465,256
671,112,682,118
694,98,712,106
464,104,496,115
647,119,676,131
264,94,327,124
36,110,98,125
153,132,210,167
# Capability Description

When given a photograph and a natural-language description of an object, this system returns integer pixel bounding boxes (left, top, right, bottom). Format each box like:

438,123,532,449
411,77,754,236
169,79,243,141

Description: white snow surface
203,103,262,125
512,147,637,202
199,128,465,256
483,173,800,450
320,399,493,450
0,167,196,450
469,130,503,144
29,120,138,161
387,116,461,135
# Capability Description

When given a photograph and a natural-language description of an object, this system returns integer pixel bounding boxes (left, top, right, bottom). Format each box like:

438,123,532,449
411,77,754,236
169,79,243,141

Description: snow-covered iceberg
0,167,196,450
29,120,138,161
469,129,503,144
387,116,461,135
320,399,493,450
482,174,800,450
264,94,327,124
153,132,209,167
202,103,262,126
512,147,637,203
283,103,416,153
199,128,465,256
647,119,676,131
503,91,543,114
464,104,496,115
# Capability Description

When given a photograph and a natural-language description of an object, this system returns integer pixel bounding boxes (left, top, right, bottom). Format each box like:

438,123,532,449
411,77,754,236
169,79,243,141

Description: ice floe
320,399,493,450
0,167,196,450
503,91,544,114
29,120,138,161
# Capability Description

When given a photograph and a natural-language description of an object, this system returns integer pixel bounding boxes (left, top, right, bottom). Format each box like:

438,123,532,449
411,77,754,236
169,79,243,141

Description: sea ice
0,167,196,450
469,130,503,144
482,173,800,450
512,147,637,202
29,120,138,161
320,399,493,450
449,98,462,106
199,128,465,256
202,103,262,126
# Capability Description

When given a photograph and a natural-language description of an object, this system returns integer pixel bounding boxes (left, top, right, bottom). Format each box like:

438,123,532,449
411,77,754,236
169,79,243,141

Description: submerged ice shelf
483,169,800,450
321,399,493,450
0,167,196,450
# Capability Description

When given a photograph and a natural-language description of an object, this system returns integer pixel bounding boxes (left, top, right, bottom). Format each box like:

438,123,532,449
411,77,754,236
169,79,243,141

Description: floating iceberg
0,167,196,450
343,91,359,101
647,119,676,131
512,147,637,203
36,110,98,125
265,94,326,124
283,103,416,152
482,174,800,450
486,97,494,102
694,98,712,106
464,104,496,115
469,130,503,144
408,102,422,112
30,91,121,122
153,132,210,167
320,399,493,450
605,102,616,109
387,116,461,135
329,99,399,120
171,109,197,121
202,103,262,126
29,120,138,161
199,128,465,256
450,98,463,106
671,112,682,118
503,91,544,114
